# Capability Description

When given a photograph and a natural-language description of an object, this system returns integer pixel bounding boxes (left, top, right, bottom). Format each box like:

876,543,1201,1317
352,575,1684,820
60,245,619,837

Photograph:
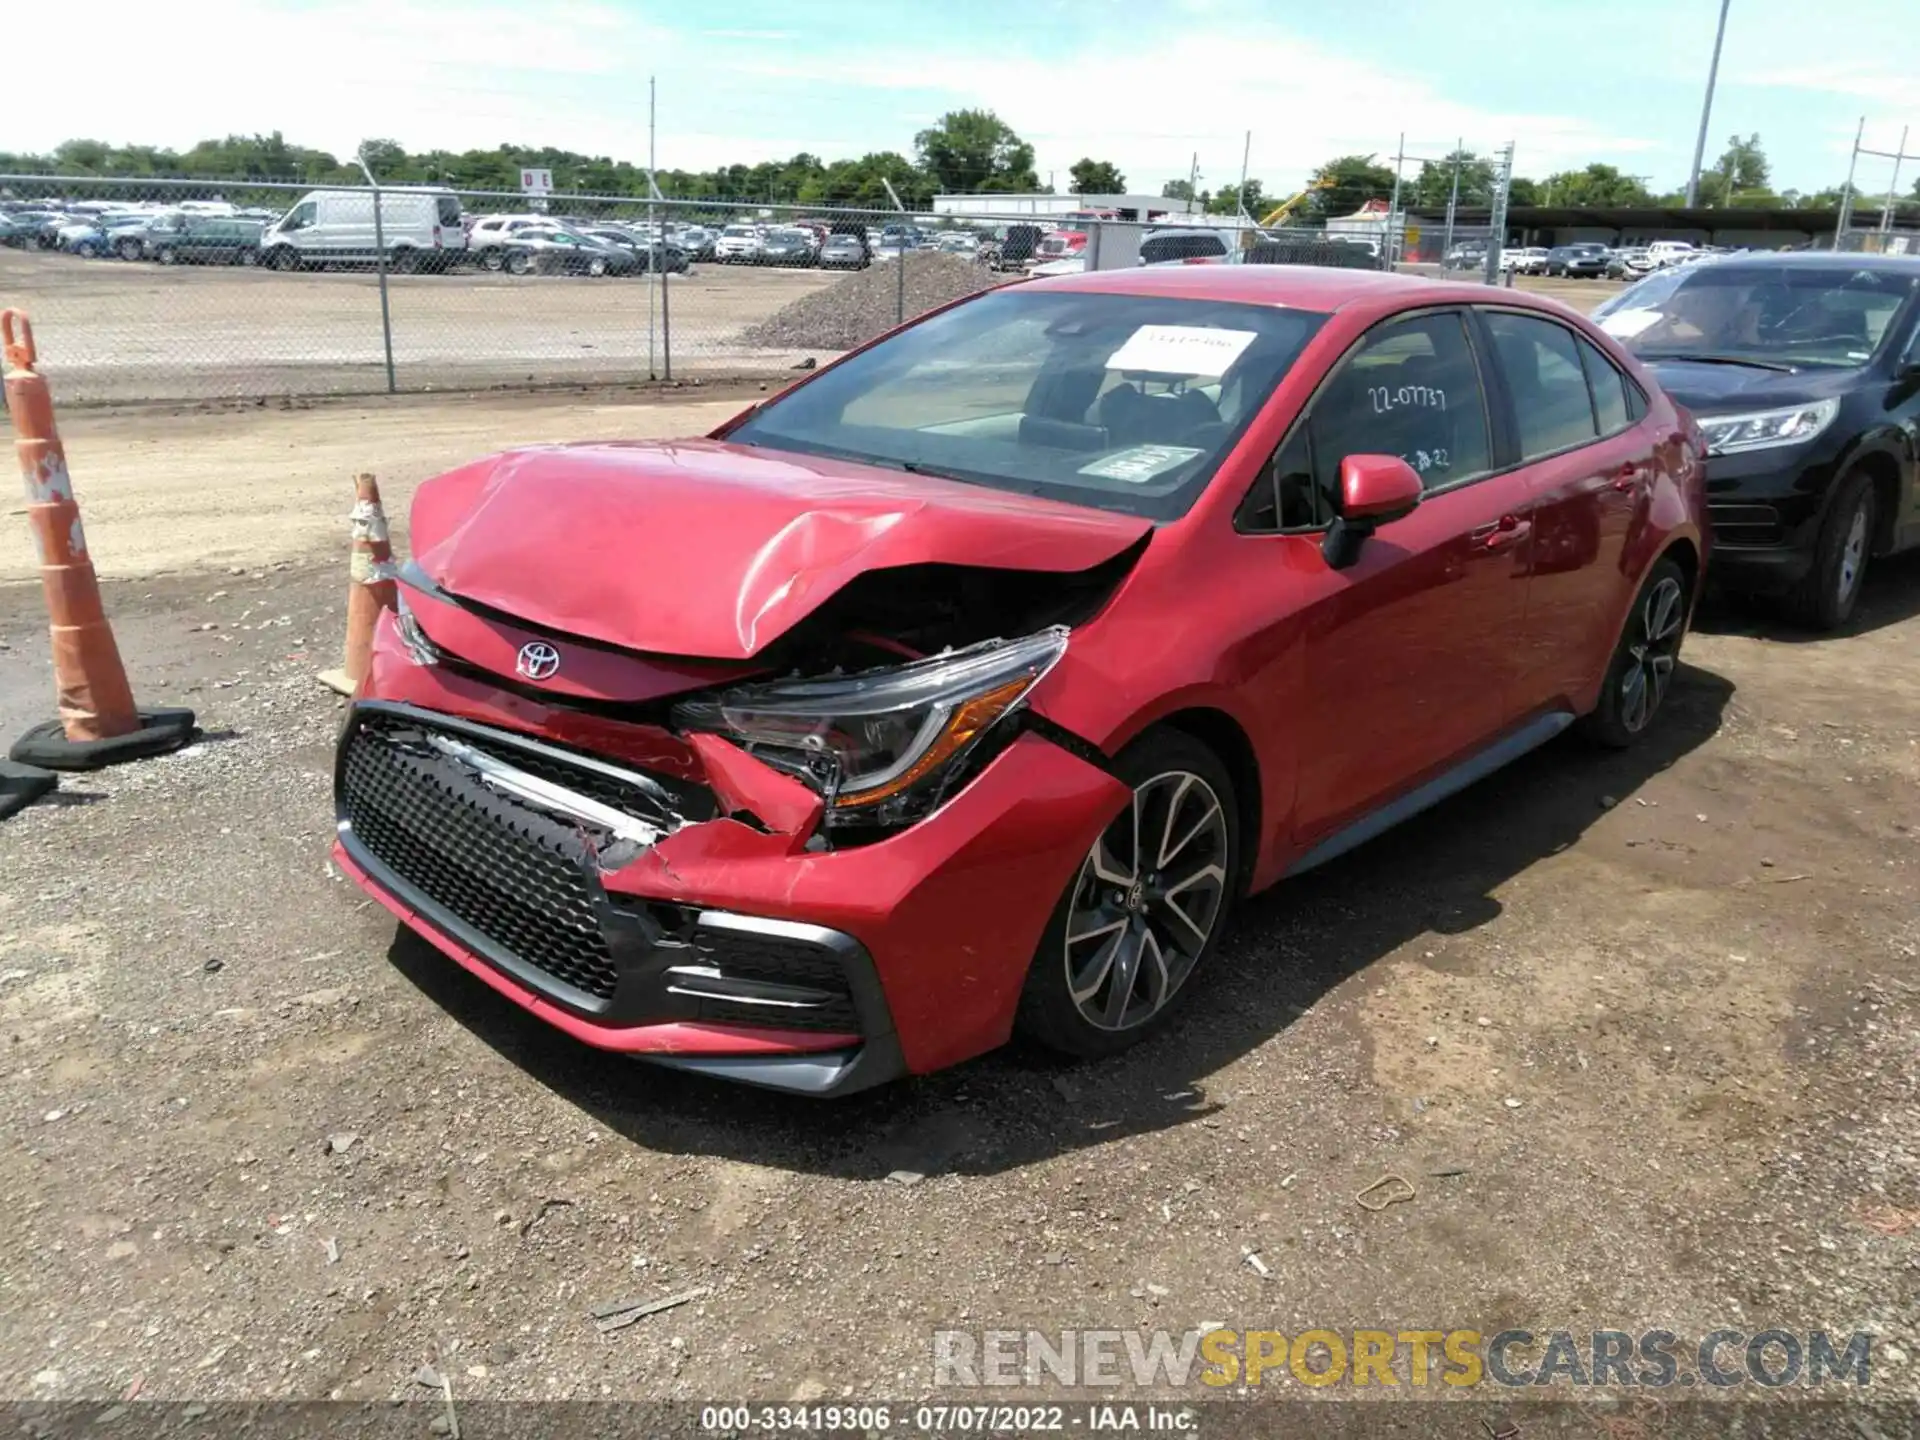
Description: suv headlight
1696,399,1839,457
674,628,1068,829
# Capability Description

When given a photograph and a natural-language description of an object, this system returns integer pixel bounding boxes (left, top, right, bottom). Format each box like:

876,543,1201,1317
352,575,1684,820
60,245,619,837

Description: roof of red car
1024,262,1537,315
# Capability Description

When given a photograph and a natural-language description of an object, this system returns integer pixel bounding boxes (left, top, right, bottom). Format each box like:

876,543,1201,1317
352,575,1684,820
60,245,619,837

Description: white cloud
727,28,1655,191
8,0,1655,188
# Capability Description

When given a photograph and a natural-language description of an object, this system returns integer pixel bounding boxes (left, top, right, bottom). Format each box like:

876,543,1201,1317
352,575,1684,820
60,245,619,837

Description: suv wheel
479,247,506,272
157,246,179,265
505,249,535,276
1017,729,1240,1058
1783,471,1875,632
1578,556,1690,749
116,238,144,261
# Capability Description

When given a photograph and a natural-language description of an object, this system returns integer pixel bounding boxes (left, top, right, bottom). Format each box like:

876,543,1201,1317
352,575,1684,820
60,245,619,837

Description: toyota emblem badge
516,641,561,681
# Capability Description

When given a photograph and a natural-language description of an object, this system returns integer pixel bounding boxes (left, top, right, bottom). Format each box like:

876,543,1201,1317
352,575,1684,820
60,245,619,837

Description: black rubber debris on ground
11,707,198,771
0,759,58,820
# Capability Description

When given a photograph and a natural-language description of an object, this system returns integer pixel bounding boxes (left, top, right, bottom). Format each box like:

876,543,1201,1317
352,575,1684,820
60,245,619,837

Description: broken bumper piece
333,672,1130,1090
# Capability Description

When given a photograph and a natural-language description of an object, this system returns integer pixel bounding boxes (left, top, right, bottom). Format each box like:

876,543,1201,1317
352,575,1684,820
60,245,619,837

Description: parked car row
1478,239,1737,279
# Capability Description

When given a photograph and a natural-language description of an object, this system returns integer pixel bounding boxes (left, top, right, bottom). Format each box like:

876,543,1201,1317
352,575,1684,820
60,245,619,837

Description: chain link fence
1,164,1540,406
1835,224,1920,255
0,175,1047,404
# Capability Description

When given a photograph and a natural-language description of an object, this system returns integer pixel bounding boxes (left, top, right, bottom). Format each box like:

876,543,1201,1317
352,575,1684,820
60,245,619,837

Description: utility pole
1835,116,1865,246
1481,142,1516,287
1188,152,1201,213
1384,133,1405,268
1880,125,1910,238
646,74,658,381
1236,130,1252,229
1684,0,1732,207
1442,136,1463,263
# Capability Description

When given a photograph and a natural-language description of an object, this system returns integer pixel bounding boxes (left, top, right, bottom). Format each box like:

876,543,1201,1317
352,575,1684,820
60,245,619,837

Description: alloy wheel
1837,502,1869,608
1063,770,1229,1033
1620,575,1685,734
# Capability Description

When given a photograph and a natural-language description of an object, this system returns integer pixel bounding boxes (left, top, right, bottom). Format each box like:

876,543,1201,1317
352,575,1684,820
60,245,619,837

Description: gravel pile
741,252,1009,352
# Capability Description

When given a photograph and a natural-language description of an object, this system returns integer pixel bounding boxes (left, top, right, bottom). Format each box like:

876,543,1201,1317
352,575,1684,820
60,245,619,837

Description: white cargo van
260,187,466,272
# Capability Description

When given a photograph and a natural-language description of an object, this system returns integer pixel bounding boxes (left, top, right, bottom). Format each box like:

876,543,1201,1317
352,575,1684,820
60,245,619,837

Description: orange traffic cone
317,472,397,696
4,311,194,771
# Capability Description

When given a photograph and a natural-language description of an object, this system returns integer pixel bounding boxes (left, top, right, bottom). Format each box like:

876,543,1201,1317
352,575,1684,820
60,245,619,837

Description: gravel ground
2,300,1915,1426
741,253,1012,351
2,541,1917,1414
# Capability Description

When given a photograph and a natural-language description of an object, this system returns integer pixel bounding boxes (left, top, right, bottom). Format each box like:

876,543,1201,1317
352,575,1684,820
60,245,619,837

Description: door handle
1482,520,1532,551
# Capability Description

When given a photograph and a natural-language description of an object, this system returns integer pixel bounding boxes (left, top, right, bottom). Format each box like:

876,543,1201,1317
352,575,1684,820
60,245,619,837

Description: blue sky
12,0,1918,198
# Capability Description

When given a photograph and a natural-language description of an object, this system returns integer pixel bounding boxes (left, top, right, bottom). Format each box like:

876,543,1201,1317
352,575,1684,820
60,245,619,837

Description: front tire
1782,471,1875,631
1016,729,1240,1058
1578,556,1690,749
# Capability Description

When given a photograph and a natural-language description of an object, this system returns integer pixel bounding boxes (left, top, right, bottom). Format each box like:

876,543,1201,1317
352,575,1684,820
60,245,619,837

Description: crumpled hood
410,439,1152,660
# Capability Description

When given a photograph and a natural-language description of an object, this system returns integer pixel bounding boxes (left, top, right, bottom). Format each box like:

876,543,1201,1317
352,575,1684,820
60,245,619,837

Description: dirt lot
2,292,1916,1421
0,246,839,402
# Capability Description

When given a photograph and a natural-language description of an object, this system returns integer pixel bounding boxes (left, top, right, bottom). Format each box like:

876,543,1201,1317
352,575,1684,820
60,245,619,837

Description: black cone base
0,760,58,820
10,708,199,771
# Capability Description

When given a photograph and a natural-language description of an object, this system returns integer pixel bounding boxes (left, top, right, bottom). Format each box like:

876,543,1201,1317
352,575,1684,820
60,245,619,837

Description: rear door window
1482,312,1599,459
436,196,462,227
1575,334,1632,437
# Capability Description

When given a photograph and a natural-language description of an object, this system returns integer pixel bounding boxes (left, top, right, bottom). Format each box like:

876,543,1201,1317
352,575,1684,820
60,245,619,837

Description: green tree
914,109,1038,193
1715,132,1770,192
1207,180,1268,216
1160,178,1195,202
1305,155,1396,218
1068,158,1126,195
1409,150,1497,210
1539,164,1653,207
1507,176,1542,207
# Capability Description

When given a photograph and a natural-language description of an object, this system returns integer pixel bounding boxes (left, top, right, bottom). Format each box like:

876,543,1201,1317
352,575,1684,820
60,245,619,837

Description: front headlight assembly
1696,398,1839,457
674,627,1068,830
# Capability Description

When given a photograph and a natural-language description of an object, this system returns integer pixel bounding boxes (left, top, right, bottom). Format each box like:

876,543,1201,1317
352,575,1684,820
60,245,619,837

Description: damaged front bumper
334,616,1130,1094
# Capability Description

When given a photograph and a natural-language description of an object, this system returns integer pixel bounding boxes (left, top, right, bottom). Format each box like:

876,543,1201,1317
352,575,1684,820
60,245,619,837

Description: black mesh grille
689,928,862,1033
340,714,622,1005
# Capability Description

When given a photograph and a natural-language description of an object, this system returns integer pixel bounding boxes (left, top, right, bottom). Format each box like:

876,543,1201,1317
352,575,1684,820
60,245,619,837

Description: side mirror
1323,454,1422,570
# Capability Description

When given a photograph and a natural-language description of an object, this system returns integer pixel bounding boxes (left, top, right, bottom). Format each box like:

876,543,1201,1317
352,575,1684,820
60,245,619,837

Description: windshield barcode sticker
1079,445,1205,483
1106,325,1258,376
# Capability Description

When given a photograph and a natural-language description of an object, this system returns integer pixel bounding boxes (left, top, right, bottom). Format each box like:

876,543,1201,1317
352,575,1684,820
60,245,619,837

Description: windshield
727,287,1327,520
1593,263,1919,369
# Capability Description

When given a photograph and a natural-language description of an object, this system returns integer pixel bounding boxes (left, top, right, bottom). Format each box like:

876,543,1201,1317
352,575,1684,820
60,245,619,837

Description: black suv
1594,252,1920,628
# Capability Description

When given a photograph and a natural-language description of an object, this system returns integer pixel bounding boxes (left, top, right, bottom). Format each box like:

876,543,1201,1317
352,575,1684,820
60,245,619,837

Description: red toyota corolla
334,265,1708,1095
